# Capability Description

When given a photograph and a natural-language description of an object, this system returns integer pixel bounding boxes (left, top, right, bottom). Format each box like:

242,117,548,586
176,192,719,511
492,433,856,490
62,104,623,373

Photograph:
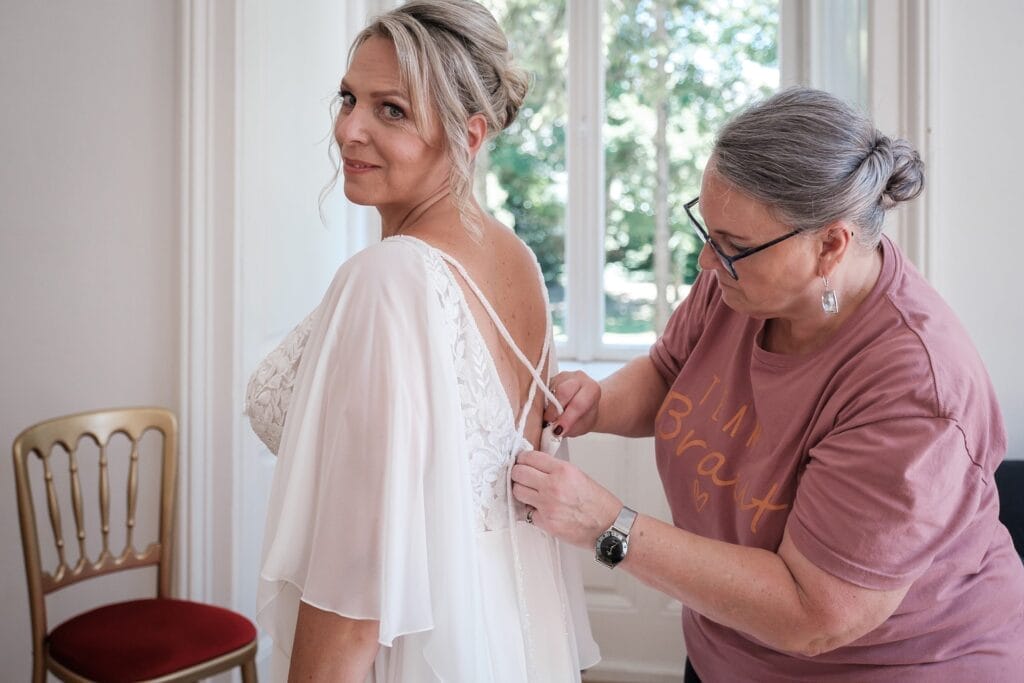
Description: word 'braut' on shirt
655,373,787,534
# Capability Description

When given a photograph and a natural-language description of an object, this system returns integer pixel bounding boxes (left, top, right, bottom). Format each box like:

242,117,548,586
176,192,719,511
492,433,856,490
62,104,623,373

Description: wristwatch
595,505,638,568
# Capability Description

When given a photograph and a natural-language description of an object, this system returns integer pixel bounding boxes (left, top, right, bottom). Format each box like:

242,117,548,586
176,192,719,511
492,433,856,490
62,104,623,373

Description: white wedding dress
246,235,600,682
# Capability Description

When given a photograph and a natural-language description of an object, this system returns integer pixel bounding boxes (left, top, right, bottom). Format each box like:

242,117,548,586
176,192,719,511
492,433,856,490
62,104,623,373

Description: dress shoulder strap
433,250,564,431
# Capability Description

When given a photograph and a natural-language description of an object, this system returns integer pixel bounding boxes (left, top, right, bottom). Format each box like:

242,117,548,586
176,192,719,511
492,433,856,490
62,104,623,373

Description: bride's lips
342,157,380,174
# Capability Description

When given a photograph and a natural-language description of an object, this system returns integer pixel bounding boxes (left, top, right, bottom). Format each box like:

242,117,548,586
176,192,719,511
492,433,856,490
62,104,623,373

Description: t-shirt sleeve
787,416,983,590
257,241,473,650
650,270,718,384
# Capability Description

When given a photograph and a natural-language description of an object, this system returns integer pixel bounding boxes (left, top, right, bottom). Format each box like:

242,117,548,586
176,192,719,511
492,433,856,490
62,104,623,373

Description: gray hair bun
713,87,925,246
872,135,925,208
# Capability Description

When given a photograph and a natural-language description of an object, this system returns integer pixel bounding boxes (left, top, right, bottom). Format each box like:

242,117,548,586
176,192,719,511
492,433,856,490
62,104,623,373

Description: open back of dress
247,236,599,682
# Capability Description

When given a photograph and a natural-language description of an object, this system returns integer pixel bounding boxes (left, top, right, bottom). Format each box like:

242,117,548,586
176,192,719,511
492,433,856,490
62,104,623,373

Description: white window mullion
803,0,869,107
566,0,605,362
779,0,808,86
866,0,931,276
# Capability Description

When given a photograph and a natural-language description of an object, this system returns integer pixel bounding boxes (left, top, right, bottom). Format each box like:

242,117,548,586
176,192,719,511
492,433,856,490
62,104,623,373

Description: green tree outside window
478,0,778,344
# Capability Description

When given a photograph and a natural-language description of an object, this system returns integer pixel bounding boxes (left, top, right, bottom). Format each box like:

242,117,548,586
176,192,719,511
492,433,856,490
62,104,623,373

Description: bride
244,1,599,680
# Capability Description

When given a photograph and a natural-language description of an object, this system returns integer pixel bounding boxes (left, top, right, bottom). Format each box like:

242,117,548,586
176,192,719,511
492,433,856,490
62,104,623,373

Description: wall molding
179,0,241,608
178,0,214,604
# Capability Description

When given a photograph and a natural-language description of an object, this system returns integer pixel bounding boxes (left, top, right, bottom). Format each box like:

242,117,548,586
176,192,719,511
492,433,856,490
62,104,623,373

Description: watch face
599,533,625,563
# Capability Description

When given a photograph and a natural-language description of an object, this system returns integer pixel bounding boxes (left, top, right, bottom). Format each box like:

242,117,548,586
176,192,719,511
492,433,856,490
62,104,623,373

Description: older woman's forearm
620,515,906,657
594,356,669,437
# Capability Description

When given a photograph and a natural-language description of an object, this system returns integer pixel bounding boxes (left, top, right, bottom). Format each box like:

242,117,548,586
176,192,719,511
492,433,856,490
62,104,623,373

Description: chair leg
32,652,45,683
240,657,258,683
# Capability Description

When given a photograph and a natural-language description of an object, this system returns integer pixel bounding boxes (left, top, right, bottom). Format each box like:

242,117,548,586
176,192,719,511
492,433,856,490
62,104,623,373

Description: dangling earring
821,276,839,315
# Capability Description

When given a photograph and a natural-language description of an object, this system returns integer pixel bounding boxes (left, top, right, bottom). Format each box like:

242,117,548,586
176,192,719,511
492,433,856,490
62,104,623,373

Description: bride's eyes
337,90,406,123
380,102,406,120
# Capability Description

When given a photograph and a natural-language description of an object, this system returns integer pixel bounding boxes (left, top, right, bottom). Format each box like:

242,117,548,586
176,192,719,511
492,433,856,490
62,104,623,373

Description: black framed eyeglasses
684,196,801,280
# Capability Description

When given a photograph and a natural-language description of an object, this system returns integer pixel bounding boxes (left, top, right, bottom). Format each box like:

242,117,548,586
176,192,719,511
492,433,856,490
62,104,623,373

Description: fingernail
553,425,563,436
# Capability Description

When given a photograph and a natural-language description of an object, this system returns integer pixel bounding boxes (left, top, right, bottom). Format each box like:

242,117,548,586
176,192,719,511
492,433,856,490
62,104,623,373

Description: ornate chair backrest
12,407,177,655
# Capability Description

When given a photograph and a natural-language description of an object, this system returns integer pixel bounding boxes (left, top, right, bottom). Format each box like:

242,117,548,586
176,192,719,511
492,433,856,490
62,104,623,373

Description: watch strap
611,505,638,536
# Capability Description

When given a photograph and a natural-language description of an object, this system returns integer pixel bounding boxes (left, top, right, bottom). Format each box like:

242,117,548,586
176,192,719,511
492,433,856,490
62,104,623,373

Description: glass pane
476,0,568,341
603,0,779,345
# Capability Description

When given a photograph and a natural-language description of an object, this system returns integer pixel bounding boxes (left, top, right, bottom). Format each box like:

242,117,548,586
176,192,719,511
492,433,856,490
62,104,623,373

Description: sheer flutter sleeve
257,239,489,679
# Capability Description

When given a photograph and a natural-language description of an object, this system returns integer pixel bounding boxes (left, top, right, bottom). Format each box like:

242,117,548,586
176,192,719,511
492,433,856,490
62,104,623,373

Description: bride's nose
335,106,369,146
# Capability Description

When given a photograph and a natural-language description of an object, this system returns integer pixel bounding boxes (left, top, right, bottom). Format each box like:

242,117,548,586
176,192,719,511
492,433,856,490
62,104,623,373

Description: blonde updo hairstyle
343,0,529,234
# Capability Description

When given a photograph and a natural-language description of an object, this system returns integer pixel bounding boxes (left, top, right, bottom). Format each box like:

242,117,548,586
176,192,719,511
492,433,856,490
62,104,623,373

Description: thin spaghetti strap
515,332,551,434
434,250,564,419
515,247,557,434
523,248,564,419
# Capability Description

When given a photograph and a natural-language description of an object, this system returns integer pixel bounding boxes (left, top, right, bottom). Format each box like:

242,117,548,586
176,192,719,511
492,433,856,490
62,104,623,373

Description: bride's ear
466,113,487,159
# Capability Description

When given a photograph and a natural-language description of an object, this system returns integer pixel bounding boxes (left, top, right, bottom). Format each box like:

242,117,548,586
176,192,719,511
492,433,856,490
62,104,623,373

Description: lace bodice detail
419,246,531,532
244,237,547,533
245,307,320,455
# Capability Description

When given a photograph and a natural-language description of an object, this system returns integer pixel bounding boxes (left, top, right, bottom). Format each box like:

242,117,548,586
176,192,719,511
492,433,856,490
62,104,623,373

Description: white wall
0,1,180,677
928,0,1024,458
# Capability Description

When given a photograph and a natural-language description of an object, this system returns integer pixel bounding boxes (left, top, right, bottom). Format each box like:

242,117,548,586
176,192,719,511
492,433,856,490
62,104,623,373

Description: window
479,0,779,360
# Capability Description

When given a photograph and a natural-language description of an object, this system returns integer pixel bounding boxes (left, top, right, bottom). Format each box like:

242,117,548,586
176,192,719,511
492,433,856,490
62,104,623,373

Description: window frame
563,0,608,362
559,0,868,362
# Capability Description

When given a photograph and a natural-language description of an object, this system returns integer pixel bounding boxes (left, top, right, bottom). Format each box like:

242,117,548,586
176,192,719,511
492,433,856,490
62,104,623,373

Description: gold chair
12,407,257,682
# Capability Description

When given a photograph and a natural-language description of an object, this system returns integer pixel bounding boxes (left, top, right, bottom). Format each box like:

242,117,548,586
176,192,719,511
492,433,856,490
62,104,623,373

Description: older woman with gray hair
512,87,1024,681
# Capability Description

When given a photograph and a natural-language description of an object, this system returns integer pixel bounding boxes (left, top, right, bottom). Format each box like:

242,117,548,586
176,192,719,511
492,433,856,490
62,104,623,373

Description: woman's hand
511,449,621,548
547,357,669,439
545,371,602,437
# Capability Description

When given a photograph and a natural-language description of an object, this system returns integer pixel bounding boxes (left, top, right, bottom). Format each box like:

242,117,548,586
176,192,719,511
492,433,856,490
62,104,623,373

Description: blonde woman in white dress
244,1,599,680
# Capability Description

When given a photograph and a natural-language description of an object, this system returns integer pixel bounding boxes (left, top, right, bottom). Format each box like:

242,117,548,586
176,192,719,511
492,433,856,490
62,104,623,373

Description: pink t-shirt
650,237,1024,681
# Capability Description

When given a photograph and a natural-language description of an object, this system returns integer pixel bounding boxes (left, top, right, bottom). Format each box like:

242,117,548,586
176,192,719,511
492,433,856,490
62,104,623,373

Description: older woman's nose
697,241,720,273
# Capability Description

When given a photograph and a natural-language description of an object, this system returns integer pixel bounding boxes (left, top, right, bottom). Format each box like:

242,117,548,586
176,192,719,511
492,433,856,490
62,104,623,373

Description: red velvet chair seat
48,597,257,682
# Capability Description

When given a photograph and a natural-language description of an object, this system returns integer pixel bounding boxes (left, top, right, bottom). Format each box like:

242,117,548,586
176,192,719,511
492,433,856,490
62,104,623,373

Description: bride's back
417,217,552,449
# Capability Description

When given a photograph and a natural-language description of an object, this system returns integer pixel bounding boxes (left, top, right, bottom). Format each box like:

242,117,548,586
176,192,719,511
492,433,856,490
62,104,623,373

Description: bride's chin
341,185,374,206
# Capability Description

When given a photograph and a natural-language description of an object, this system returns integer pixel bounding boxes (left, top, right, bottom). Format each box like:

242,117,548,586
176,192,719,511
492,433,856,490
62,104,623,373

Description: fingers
512,454,556,530
542,404,560,424
549,372,600,437
511,451,556,508
514,449,557,472
510,461,543,489
512,453,623,549
511,481,539,508
543,372,578,423
549,371,582,405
